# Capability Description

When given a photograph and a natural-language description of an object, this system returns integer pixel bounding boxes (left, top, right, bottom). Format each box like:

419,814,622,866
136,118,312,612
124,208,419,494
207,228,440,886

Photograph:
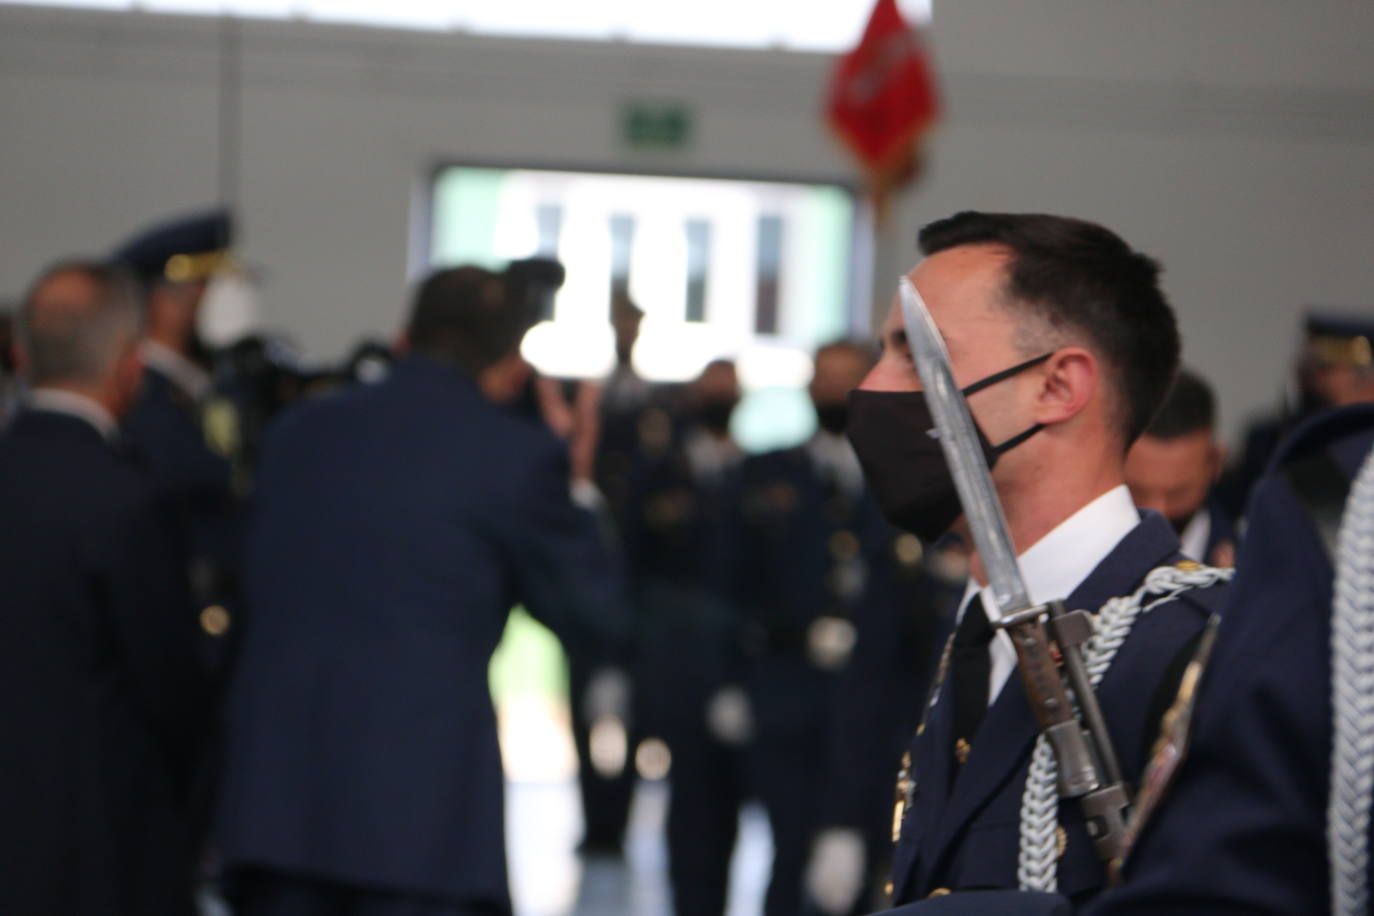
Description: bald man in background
0,261,206,916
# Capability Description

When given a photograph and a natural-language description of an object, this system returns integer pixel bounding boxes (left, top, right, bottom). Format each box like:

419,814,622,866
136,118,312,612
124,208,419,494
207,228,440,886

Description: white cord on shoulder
1329,448,1374,916
1017,563,1235,892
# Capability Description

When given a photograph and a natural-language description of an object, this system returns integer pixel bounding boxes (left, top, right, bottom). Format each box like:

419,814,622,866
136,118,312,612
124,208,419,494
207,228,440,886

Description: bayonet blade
898,276,1032,619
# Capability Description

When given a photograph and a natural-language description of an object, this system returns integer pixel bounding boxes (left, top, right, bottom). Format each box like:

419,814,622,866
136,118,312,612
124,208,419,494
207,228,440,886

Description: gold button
1175,559,1203,571
164,253,193,282
829,530,860,561
1056,825,1068,859
1355,336,1374,367
928,887,951,898
894,533,924,567
200,604,231,637
883,881,895,897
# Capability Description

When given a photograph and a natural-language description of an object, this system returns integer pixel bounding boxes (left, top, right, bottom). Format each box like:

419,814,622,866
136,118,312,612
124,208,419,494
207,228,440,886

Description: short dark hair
405,267,538,375
19,259,141,386
918,211,1180,447
1143,367,1215,439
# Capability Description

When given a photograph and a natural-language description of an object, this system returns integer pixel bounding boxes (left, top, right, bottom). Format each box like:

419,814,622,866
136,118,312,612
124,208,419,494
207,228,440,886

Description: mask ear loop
960,351,1054,454
990,422,1045,454
960,351,1054,397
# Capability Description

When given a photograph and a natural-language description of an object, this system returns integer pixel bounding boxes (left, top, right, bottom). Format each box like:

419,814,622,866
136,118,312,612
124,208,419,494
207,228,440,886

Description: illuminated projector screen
429,166,863,453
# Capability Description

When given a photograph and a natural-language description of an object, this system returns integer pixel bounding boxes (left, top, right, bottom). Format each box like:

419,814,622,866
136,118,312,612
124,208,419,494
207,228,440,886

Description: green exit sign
621,102,693,150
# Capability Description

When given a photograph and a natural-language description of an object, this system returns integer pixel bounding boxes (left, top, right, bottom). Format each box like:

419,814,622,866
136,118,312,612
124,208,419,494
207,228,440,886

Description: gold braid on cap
163,249,231,283
1310,334,1374,369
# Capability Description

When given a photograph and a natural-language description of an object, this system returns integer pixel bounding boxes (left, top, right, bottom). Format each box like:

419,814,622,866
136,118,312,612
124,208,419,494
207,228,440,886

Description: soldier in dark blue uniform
568,292,657,856
1085,402,1374,914
844,212,1229,910
113,208,242,665
0,260,207,916
807,536,965,915
720,341,955,916
217,265,631,916
622,358,745,916
1124,368,1238,567
595,292,657,529
1217,311,1374,520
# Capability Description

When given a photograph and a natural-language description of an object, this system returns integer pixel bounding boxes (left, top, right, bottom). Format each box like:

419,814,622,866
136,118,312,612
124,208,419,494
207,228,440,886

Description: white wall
1,1,1372,443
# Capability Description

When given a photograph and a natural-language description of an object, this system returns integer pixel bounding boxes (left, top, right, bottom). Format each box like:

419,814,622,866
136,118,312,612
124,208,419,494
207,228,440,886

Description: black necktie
950,594,994,768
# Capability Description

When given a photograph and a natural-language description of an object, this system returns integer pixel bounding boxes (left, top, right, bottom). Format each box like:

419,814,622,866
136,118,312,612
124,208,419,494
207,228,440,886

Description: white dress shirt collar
1177,508,1211,562
959,483,1142,706
140,340,211,402
27,388,119,441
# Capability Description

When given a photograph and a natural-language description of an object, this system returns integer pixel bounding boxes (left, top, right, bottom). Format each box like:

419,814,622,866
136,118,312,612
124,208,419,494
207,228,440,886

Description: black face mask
697,398,737,434
846,352,1052,540
814,402,849,435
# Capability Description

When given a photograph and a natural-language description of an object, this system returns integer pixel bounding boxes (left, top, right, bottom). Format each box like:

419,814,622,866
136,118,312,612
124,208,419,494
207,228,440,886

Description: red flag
826,0,939,209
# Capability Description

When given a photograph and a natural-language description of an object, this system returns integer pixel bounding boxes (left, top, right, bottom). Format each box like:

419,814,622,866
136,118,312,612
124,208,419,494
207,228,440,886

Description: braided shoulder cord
1330,448,1374,916
1017,563,1235,892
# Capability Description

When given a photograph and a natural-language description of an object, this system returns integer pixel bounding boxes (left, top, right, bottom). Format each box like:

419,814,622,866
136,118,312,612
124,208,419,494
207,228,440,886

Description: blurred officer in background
1219,310,1374,518
217,265,631,916
808,561,965,912
113,208,243,667
212,334,312,482
1124,367,1237,566
719,341,945,916
622,358,745,916
0,260,206,916
566,292,655,856
595,291,656,529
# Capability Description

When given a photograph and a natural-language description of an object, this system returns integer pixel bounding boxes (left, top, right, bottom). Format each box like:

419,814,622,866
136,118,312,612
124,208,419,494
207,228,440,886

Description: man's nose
858,359,920,393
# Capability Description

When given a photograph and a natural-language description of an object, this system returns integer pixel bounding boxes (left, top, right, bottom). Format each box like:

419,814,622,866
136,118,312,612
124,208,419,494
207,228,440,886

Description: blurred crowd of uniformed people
3,204,1374,916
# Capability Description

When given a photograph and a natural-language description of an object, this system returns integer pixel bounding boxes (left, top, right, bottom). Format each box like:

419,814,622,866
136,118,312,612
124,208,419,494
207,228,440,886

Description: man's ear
1032,346,1097,425
392,331,410,355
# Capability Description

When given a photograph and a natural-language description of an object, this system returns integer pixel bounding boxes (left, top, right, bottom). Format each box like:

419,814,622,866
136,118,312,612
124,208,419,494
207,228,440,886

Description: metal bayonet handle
999,603,1133,863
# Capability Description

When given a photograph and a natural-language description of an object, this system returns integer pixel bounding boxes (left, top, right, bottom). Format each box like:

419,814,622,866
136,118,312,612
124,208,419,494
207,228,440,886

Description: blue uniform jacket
890,511,1226,906
620,427,741,739
123,365,242,636
216,357,631,910
124,367,232,506
1089,404,1374,915
722,446,902,743
0,410,205,916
